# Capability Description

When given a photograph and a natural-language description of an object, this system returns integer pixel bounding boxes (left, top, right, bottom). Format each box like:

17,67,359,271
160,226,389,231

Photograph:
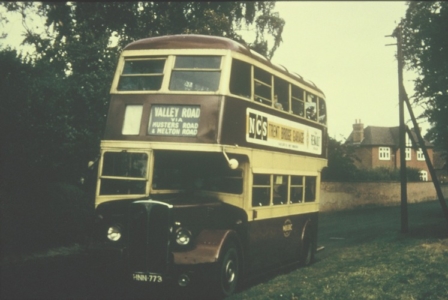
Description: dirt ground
1,200,446,300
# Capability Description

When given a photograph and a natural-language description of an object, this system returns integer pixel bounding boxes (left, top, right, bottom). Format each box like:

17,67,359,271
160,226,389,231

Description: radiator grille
127,202,171,273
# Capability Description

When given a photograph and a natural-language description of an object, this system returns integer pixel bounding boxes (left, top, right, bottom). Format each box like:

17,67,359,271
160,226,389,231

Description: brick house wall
346,121,434,181
371,146,396,170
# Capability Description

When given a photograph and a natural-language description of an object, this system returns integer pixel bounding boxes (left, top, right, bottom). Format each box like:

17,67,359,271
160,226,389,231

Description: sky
1,1,422,140
270,1,420,140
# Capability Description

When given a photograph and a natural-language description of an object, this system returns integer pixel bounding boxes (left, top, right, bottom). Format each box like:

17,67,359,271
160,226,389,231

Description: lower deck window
290,176,304,203
252,174,271,206
252,174,317,206
305,177,316,202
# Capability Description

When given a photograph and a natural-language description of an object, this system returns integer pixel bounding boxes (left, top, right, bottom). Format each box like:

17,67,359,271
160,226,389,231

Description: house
345,120,434,181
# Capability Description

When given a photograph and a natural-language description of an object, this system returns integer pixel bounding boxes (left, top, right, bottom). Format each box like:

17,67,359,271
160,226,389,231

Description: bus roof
124,34,324,95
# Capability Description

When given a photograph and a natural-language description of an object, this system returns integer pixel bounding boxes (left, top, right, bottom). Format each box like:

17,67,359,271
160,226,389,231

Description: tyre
215,242,240,297
299,234,314,267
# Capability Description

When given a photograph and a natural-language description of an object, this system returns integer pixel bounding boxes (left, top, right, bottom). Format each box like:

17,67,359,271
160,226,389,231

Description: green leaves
0,1,285,188
401,2,448,155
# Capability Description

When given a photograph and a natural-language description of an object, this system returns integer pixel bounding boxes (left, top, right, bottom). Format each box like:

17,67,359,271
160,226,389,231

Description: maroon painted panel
246,212,318,272
104,94,222,144
104,94,327,159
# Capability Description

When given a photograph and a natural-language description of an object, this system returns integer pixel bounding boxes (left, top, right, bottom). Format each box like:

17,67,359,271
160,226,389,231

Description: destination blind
148,105,201,137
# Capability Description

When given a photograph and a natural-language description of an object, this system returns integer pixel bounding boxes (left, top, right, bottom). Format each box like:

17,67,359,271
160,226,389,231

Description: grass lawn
230,201,448,300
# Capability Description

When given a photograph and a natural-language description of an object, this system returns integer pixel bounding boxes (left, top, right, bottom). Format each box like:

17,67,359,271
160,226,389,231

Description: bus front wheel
215,242,239,297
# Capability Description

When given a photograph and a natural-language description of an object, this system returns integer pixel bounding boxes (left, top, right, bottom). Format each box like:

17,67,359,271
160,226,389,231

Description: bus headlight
107,225,122,242
176,228,192,246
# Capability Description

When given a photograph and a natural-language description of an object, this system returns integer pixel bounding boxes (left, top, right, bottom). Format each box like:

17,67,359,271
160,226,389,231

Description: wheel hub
225,260,235,283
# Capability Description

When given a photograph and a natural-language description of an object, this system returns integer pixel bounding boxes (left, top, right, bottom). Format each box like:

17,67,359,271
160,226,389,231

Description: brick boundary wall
319,182,448,212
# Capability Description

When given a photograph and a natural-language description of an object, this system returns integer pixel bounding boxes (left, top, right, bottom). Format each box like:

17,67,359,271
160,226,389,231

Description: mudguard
173,229,240,264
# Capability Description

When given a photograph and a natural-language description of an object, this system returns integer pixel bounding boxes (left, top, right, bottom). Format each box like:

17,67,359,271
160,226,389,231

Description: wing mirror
222,150,239,170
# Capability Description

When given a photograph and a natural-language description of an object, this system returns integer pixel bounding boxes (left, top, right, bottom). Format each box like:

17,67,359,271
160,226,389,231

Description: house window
419,170,428,181
405,148,411,161
379,147,390,160
405,135,412,160
417,149,425,161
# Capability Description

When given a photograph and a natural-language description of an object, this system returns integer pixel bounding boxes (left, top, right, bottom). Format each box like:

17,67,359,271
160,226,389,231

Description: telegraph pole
396,26,409,234
387,25,408,233
387,25,448,228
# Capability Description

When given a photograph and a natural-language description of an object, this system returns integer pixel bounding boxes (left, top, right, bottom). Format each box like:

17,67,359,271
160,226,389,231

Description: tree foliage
401,1,448,157
0,2,284,254
321,137,358,182
1,1,284,185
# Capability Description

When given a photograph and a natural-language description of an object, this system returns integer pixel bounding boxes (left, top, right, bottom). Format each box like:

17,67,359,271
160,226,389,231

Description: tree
321,137,358,182
1,2,285,185
0,2,285,254
401,2,448,159
0,49,75,186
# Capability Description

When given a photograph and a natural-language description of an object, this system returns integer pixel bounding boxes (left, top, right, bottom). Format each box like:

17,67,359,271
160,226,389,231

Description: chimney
352,119,364,143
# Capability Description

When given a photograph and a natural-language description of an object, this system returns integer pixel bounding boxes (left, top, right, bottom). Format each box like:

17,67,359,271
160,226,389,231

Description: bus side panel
246,212,318,273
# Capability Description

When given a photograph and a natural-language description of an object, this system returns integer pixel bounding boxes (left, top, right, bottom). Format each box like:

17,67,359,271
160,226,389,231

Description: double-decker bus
91,34,328,297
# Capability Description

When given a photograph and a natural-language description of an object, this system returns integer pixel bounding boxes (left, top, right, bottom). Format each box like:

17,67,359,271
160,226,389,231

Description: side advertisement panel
246,108,322,155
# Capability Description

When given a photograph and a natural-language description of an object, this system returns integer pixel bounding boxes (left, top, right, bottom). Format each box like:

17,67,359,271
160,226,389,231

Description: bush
323,166,422,183
354,167,421,182
0,182,94,258
322,165,423,182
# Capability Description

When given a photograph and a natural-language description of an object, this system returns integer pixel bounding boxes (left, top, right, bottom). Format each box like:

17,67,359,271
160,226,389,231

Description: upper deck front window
118,58,166,91
169,56,221,91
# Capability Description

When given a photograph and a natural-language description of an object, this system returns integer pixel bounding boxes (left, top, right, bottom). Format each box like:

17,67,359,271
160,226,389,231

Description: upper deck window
291,86,305,117
305,94,318,121
318,98,327,124
254,67,272,105
118,58,166,91
169,56,221,91
273,77,289,111
230,59,251,99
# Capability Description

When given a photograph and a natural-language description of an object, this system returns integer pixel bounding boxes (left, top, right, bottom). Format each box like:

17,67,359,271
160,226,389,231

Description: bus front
90,35,247,296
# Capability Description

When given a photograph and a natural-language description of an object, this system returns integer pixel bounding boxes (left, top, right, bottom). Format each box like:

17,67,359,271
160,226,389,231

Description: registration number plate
132,273,163,283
